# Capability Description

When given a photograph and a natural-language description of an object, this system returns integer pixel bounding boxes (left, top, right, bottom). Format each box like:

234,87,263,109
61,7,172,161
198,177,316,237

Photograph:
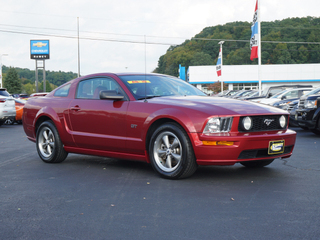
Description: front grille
298,99,305,109
238,145,293,159
238,115,288,132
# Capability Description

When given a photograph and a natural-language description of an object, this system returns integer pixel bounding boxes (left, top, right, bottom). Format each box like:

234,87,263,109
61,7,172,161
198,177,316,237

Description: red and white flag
250,0,259,60
216,47,222,76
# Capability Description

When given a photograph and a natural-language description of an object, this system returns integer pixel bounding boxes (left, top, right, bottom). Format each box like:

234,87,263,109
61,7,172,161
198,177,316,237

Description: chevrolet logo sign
33,42,47,48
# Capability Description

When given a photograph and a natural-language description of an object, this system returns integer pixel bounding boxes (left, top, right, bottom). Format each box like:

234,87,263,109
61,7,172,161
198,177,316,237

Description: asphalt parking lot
0,124,319,240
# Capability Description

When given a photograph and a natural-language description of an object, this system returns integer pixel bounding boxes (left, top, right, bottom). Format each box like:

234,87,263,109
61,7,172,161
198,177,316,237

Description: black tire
240,159,274,168
311,117,320,135
5,118,14,125
36,120,68,163
149,123,198,179
0,120,4,126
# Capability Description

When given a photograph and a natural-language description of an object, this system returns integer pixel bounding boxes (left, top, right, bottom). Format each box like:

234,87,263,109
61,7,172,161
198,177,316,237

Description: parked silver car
0,88,16,126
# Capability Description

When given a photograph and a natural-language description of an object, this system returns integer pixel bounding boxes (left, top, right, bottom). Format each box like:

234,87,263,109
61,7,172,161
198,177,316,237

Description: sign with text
30,40,50,59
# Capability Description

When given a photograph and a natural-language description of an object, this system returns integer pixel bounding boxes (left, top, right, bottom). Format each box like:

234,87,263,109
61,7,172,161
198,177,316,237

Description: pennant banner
216,47,222,77
250,0,259,61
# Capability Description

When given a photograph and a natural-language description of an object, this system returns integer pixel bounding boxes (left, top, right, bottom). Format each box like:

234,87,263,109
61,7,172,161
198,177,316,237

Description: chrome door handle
70,106,81,111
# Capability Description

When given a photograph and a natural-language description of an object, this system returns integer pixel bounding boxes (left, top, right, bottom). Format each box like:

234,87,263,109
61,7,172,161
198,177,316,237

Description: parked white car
0,88,16,126
254,88,313,105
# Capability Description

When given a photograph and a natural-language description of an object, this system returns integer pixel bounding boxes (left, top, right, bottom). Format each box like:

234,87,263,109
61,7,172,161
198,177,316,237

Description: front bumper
295,109,316,129
190,129,296,166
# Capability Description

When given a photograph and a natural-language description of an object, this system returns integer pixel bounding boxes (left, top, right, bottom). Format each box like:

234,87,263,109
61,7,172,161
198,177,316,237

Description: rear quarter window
54,84,71,97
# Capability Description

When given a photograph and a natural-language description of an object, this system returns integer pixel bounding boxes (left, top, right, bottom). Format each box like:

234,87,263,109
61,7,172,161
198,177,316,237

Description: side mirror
281,96,286,100
100,90,124,100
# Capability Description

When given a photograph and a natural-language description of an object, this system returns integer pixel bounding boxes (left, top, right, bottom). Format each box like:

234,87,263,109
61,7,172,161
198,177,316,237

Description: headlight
305,100,317,109
242,116,252,131
279,115,286,128
203,117,233,135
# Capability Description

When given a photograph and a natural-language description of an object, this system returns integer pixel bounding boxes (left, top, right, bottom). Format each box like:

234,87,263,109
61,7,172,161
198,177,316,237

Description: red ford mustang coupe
23,73,296,179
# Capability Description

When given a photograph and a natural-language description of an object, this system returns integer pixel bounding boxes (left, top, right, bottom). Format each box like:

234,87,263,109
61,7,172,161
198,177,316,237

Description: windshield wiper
137,95,162,100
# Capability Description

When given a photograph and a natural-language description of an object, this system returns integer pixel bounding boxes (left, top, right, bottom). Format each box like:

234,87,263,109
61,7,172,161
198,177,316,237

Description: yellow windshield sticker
127,80,150,84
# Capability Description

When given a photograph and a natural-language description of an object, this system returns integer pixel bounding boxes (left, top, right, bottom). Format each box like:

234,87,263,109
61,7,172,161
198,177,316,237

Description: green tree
22,83,36,95
190,52,213,66
297,46,309,63
272,43,293,64
39,80,53,92
3,67,22,94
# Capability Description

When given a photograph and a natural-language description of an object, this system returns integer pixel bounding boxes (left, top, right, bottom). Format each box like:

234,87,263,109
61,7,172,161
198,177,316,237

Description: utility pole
0,54,8,88
218,41,225,93
77,17,80,77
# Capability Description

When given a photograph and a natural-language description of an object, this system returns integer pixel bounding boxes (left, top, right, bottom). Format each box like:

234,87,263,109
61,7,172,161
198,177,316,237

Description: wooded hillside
154,17,320,77
2,65,77,87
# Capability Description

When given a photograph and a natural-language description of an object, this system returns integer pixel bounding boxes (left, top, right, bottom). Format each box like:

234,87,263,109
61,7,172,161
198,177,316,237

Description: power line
0,23,190,40
192,37,320,45
0,29,177,46
1,27,320,47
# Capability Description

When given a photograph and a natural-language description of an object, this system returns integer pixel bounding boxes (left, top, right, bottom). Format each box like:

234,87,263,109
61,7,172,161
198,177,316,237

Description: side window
54,84,71,97
76,77,125,99
284,90,298,98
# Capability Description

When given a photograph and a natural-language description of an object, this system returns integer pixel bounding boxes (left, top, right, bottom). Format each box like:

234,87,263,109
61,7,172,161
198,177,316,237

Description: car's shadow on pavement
61,153,282,181
193,164,280,181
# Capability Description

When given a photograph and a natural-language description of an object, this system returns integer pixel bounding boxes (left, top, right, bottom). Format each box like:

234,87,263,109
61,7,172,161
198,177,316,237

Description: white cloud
0,0,319,77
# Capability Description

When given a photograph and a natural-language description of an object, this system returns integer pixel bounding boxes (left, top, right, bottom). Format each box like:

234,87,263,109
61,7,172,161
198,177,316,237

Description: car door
68,77,129,152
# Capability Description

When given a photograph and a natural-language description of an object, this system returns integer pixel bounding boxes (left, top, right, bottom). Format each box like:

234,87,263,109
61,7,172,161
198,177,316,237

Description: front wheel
36,121,68,163
149,123,197,179
311,117,320,135
240,159,274,168
5,118,14,125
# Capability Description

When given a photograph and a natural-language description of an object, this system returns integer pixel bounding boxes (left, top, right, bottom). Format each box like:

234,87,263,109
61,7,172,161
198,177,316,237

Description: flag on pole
216,47,222,76
250,0,259,60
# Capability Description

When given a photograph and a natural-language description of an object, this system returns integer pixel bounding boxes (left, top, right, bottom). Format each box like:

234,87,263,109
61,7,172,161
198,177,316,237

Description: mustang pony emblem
264,119,274,126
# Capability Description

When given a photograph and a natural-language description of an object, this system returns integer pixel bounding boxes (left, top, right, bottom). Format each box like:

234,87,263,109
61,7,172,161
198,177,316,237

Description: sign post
30,40,49,93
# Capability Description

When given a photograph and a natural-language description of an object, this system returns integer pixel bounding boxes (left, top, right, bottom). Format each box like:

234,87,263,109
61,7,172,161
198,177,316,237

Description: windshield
246,91,258,97
305,87,320,96
0,90,10,97
119,74,206,100
270,90,287,98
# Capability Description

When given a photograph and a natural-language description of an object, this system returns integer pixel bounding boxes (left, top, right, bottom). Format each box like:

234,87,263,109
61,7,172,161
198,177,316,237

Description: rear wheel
36,121,68,163
149,123,198,179
240,159,274,168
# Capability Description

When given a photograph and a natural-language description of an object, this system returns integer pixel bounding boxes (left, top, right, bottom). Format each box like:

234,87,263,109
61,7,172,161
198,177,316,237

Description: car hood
146,96,287,116
258,98,280,105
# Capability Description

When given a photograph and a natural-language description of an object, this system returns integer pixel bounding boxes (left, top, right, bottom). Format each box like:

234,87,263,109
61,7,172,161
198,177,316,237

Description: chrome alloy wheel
153,131,182,172
38,126,55,158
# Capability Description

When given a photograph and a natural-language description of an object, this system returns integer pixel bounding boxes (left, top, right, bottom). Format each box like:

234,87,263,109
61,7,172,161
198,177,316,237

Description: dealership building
187,63,320,94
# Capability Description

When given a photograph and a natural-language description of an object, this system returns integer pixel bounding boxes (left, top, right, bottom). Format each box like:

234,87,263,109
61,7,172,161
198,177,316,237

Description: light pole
0,54,8,88
218,41,224,93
